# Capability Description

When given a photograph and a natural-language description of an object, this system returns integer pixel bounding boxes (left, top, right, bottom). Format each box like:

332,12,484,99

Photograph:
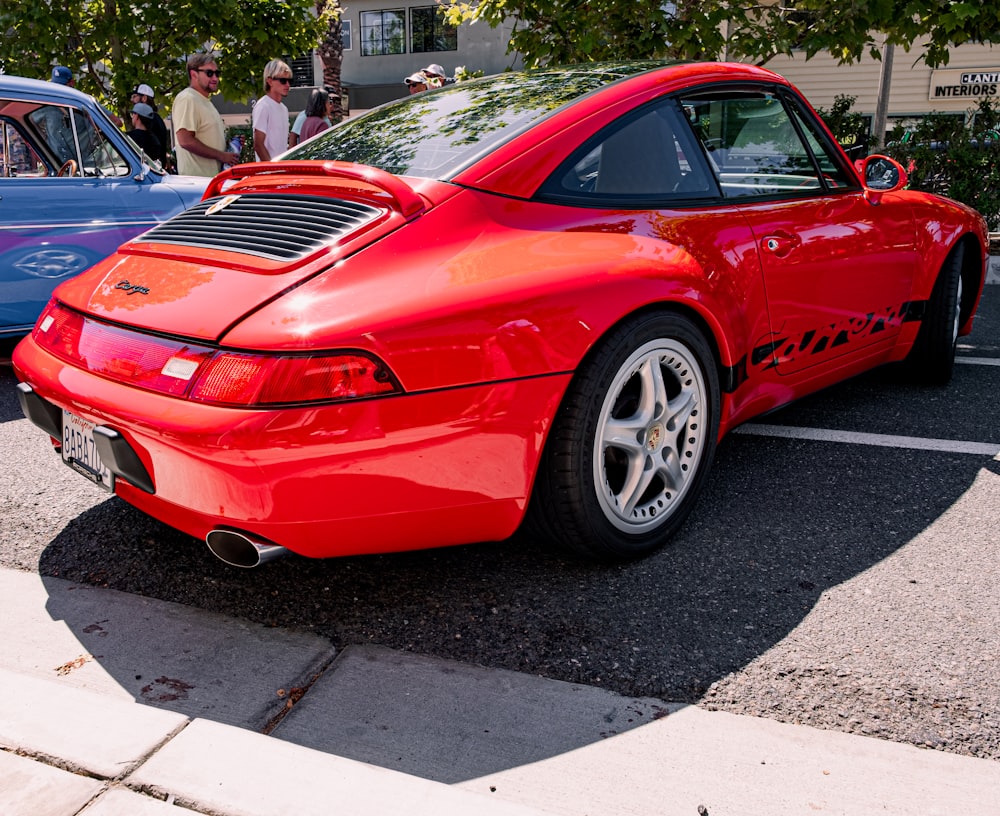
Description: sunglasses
273,76,291,84
197,69,222,78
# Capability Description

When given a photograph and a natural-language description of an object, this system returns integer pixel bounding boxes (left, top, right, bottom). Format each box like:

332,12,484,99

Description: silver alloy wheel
593,337,709,533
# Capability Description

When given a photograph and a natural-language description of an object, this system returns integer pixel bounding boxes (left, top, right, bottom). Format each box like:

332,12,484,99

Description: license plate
62,411,114,492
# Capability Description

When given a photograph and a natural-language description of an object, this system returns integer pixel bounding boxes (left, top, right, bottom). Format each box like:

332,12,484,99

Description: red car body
13,62,988,566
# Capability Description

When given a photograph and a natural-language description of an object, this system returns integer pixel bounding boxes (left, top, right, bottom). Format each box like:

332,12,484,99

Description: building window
410,6,457,53
342,20,352,51
360,10,405,56
288,54,315,86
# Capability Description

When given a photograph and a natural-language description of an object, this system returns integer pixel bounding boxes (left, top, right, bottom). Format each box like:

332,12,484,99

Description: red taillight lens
32,302,401,406
33,302,214,396
189,352,398,406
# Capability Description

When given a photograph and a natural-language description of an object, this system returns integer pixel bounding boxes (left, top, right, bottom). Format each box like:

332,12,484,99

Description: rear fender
907,196,988,329
222,208,764,398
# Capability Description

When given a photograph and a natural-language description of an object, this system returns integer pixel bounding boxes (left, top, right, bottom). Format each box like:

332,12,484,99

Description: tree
442,0,1000,70
0,0,325,119
315,0,345,122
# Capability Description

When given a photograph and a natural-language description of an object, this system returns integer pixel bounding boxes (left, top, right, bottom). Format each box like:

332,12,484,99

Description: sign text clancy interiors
930,69,1000,101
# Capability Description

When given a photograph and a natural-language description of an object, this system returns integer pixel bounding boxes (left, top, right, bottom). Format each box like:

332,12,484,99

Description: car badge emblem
206,194,240,216
646,424,663,451
115,280,150,296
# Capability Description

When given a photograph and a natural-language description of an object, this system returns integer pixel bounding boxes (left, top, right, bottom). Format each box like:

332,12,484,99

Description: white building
339,0,522,109
766,38,1000,139
214,3,520,124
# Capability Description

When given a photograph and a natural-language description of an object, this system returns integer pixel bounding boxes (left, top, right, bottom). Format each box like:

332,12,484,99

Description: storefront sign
930,68,1000,101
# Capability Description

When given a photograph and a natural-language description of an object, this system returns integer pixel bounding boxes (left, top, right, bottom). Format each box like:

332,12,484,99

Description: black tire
905,243,964,385
529,312,720,560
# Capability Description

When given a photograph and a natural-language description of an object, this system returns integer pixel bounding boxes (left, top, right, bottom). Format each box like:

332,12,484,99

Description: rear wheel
530,312,719,560
905,243,964,385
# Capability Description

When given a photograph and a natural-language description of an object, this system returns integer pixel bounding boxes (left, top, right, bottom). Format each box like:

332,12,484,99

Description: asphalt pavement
2,564,999,816
2,263,1000,814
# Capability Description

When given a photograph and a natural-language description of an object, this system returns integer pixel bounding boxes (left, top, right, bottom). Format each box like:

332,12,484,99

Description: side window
0,120,45,177
26,105,129,177
74,110,130,177
29,104,80,170
787,102,856,190
681,91,836,199
537,99,716,205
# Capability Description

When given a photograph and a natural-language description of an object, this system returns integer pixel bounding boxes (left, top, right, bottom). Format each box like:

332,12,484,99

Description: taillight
32,302,401,406
189,352,398,406
33,303,214,397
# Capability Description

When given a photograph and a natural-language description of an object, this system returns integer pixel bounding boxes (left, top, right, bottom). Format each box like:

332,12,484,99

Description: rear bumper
13,337,569,558
18,382,155,493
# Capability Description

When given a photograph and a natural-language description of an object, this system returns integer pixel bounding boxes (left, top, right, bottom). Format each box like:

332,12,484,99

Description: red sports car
13,62,988,567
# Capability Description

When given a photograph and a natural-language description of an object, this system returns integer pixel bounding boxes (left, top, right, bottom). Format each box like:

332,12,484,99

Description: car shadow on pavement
31,428,991,781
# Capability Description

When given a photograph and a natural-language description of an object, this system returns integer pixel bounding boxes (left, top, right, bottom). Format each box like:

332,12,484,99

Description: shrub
814,95,870,161
882,98,1000,231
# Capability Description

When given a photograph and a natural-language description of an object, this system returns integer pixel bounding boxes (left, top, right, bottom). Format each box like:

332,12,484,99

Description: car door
0,97,154,334
532,97,772,394
679,87,918,376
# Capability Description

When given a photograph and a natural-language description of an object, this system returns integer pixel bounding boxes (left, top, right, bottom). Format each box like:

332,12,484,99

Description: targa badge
115,280,150,295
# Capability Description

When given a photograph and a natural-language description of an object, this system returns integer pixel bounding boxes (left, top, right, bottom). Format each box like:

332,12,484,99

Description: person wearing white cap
130,82,170,168
404,72,429,94
421,64,451,88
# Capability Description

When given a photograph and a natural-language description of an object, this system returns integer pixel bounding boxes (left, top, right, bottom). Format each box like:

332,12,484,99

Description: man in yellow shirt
172,54,240,176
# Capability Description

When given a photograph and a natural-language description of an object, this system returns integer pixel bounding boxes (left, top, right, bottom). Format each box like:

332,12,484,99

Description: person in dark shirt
126,102,165,165
130,83,171,169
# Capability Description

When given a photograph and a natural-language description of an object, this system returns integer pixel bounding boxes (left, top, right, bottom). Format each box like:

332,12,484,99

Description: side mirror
860,155,909,204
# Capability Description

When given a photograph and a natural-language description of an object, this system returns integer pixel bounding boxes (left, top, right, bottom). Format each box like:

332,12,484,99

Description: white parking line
957,357,1000,366
733,423,1000,457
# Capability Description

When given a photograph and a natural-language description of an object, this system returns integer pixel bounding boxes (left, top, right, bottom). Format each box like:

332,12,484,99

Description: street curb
0,665,546,816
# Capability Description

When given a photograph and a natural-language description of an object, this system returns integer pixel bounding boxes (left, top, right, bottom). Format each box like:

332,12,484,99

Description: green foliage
884,98,1000,230
442,0,1000,70
0,1,325,121
453,66,485,82
814,94,870,157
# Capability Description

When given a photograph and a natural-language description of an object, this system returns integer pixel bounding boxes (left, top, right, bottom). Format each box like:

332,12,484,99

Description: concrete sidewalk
0,566,997,815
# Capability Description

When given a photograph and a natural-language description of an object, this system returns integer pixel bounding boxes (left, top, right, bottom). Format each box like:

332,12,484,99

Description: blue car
0,75,208,337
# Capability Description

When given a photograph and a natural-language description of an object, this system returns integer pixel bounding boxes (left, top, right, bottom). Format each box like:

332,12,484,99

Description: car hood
154,172,213,206
52,163,448,341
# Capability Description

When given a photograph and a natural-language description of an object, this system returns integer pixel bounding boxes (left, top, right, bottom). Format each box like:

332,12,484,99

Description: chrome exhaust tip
205,529,289,568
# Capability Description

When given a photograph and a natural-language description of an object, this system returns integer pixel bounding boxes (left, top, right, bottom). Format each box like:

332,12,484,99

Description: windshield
286,63,667,179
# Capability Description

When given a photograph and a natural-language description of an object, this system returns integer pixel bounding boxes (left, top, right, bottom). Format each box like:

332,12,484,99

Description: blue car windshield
285,63,666,179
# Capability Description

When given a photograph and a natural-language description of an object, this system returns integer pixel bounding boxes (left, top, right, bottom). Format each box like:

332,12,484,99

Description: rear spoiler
203,160,427,220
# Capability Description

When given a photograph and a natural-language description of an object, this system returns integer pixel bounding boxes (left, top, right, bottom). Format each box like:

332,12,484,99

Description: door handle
761,232,801,258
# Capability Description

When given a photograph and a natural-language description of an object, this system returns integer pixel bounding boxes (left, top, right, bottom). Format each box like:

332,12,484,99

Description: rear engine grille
134,193,384,261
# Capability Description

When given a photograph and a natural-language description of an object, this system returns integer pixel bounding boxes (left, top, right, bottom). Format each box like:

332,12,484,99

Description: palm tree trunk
316,0,345,121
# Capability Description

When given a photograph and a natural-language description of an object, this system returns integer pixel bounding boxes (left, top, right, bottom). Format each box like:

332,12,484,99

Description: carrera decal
723,300,928,392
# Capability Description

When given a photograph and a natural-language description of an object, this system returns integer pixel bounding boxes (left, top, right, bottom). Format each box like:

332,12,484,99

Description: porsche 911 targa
13,62,988,567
